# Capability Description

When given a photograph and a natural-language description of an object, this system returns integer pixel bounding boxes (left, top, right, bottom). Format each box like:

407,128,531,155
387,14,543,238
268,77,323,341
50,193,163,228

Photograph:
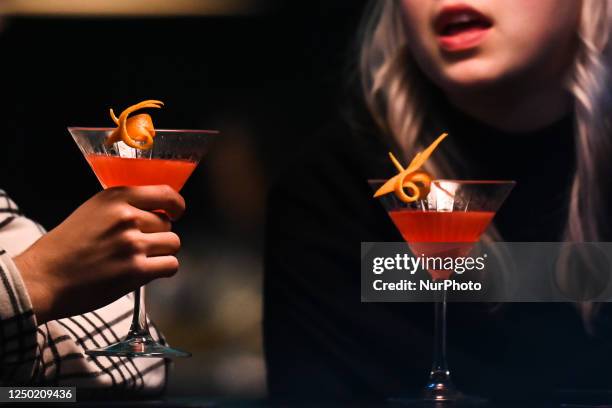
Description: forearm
2,245,168,392
0,258,168,392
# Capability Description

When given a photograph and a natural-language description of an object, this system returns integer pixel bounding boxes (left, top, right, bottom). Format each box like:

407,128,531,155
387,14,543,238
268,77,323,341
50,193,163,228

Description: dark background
0,1,366,228
0,1,367,397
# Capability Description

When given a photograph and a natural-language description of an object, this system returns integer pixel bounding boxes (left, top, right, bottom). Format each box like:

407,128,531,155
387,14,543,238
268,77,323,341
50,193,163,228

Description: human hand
14,185,185,324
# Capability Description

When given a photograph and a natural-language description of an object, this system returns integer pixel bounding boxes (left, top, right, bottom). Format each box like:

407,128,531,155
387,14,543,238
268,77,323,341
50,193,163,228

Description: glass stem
127,286,151,340
431,287,449,377
425,285,455,398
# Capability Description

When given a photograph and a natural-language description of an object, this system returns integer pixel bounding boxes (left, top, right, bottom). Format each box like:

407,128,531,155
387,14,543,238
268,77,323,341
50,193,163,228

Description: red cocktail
389,210,495,280
86,155,197,191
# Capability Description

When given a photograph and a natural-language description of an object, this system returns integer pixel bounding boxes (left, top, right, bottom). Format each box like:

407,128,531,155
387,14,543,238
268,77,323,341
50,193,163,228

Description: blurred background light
0,0,266,17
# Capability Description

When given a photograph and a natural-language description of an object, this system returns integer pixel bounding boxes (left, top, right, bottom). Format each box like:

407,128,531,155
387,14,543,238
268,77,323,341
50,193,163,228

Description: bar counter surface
22,391,612,408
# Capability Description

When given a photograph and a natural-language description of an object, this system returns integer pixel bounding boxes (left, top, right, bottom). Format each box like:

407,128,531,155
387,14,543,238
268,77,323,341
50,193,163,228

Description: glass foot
389,393,487,407
424,372,456,402
85,335,191,358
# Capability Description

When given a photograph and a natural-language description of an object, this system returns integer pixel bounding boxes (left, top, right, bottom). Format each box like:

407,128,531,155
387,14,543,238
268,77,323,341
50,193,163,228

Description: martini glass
369,179,514,403
69,127,218,358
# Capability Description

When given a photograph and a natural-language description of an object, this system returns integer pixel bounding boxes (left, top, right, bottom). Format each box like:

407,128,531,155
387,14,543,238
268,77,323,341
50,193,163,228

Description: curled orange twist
373,132,448,203
105,100,164,149
395,169,432,203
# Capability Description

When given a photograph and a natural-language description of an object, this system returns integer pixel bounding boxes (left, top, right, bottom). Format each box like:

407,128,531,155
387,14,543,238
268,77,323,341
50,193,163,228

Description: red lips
434,4,493,52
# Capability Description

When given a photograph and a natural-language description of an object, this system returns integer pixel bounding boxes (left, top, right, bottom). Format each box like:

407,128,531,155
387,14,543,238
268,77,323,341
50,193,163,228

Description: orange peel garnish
373,132,448,203
105,100,164,149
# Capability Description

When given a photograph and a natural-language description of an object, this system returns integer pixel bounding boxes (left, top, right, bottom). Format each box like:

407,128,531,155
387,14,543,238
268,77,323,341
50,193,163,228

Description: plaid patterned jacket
0,190,168,395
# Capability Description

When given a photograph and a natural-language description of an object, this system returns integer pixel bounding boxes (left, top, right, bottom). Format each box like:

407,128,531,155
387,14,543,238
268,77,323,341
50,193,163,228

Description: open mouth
434,5,493,51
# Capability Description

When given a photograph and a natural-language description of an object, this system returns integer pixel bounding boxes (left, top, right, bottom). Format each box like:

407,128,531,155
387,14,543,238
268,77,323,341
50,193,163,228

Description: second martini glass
370,179,514,403
70,127,218,358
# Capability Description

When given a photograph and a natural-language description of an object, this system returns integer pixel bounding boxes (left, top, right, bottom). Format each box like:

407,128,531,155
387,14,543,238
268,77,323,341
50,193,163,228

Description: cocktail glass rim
68,126,220,134
368,178,516,185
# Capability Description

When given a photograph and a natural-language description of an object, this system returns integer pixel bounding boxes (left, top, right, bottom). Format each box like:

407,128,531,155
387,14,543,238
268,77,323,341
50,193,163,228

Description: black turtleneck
263,109,610,404
443,109,576,241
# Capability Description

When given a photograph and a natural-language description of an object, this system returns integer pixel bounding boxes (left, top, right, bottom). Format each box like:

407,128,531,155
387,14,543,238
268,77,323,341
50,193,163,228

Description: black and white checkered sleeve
0,249,39,383
0,190,170,394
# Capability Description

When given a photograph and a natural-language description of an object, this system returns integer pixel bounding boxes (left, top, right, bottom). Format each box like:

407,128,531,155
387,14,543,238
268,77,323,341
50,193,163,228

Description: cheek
401,1,441,79
488,0,579,56
401,0,435,50
491,3,578,78
401,0,429,24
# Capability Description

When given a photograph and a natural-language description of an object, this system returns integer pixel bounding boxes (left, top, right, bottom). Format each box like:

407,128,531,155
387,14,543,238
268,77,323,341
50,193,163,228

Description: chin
433,57,511,93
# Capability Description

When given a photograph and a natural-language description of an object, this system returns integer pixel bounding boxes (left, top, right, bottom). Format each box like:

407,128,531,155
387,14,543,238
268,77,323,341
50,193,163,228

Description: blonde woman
265,0,611,403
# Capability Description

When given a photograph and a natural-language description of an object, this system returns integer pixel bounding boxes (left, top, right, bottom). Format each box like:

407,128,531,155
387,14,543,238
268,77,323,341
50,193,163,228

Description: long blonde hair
359,0,612,322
